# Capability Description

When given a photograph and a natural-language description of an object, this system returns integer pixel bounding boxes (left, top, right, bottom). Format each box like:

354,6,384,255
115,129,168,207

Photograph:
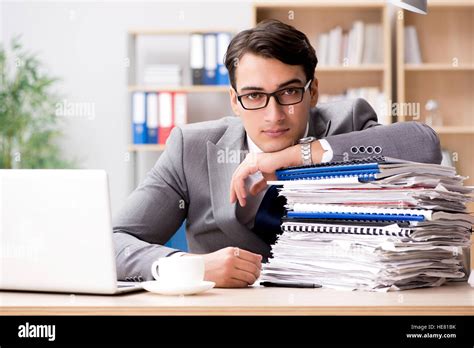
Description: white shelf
405,64,474,71
128,85,230,93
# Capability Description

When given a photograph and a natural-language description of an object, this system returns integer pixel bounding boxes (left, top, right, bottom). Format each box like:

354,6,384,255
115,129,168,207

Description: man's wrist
276,140,325,169
285,144,303,167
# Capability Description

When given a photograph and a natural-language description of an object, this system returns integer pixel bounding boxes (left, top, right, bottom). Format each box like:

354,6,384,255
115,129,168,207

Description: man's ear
229,87,240,116
310,77,319,108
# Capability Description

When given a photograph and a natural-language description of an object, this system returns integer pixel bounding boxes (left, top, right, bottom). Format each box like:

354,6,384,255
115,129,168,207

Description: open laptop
0,169,143,294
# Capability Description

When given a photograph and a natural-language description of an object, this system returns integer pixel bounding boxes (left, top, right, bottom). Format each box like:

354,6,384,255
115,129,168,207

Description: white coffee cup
151,255,205,287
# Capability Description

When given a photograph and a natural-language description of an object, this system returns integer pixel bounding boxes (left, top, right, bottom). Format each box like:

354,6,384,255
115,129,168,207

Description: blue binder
276,168,380,181
275,156,387,181
203,33,217,85
132,92,147,144
145,92,159,144
286,211,425,222
216,32,231,85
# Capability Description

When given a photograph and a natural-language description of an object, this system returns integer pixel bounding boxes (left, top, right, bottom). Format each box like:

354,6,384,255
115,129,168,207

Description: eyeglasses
235,79,312,111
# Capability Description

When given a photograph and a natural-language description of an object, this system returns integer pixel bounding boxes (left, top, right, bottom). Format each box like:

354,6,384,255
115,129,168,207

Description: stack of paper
262,156,473,291
143,64,182,86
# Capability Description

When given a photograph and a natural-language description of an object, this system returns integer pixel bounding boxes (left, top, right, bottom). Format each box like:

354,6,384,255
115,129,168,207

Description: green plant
0,37,75,169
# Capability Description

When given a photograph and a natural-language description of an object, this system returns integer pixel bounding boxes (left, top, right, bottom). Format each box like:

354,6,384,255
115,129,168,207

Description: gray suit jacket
113,98,442,281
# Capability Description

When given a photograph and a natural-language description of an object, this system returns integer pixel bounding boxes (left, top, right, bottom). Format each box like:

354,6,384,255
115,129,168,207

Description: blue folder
275,156,387,181
276,168,379,181
286,211,425,222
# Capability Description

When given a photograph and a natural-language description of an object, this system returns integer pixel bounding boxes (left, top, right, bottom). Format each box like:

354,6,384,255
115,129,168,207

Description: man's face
230,53,318,153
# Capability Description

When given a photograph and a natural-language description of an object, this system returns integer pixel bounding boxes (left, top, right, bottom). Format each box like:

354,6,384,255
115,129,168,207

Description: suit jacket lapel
207,120,271,250
309,107,332,138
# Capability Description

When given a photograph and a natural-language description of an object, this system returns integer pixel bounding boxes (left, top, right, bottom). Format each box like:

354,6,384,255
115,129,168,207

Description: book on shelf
316,21,383,67
319,87,390,125
362,23,383,65
404,25,422,64
327,26,343,66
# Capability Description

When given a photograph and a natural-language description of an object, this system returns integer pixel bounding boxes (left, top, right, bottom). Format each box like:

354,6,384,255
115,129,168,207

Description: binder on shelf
146,92,159,144
173,92,187,127
132,91,147,144
190,33,204,85
158,92,174,145
203,33,217,85
216,32,231,85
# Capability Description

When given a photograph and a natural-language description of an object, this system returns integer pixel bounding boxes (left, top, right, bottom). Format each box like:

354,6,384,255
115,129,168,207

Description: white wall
0,1,3,43
1,0,253,216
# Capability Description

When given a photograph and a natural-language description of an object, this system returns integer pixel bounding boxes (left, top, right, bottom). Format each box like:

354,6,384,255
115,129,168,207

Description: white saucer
141,280,215,295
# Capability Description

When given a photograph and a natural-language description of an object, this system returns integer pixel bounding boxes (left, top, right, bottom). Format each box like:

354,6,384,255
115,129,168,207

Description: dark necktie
251,185,286,246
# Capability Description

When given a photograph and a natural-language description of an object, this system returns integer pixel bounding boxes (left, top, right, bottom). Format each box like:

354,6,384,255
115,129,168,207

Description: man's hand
185,247,262,288
229,152,276,207
229,145,300,207
229,141,326,207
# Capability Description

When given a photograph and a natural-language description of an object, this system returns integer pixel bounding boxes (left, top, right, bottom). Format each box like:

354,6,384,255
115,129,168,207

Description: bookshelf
253,0,392,122
126,28,235,159
396,0,474,186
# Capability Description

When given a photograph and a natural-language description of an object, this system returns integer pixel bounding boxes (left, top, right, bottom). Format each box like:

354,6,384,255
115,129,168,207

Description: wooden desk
1,282,473,316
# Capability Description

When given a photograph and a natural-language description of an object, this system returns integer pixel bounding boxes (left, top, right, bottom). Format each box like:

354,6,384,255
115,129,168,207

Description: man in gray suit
113,19,441,287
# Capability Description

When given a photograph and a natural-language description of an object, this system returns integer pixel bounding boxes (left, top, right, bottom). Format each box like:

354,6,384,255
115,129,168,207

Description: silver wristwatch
298,136,316,166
